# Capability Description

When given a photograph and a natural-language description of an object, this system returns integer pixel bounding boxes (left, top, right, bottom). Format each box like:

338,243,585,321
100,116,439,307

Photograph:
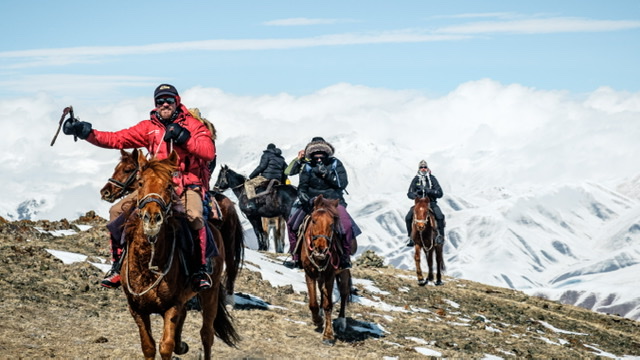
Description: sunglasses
419,166,428,169
155,97,176,106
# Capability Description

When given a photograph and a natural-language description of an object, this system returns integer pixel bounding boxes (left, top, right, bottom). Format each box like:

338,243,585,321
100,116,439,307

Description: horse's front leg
320,274,336,344
173,305,189,356
414,242,426,286
426,246,436,283
158,305,184,360
129,308,156,360
305,275,322,328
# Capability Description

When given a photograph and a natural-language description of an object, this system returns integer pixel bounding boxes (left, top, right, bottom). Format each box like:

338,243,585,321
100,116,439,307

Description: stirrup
101,270,121,289
192,271,212,292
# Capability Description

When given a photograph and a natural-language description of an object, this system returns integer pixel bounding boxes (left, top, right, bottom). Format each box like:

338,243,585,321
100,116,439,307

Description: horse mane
142,158,177,186
313,197,339,219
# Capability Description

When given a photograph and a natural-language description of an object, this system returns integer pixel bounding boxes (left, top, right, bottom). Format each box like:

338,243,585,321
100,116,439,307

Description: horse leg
276,217,285,253
129,310,156,360
320,274,336,344
172,306,189,355
158,305,185,360
334,269,350,333
427,247,435,283
250,216,268,251
199,289,217,360
305,275,323,328
414,244,426,286
435,245,444,286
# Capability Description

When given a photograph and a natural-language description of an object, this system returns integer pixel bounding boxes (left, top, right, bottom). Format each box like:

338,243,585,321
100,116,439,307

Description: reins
124,225,177,297
413,207,435,251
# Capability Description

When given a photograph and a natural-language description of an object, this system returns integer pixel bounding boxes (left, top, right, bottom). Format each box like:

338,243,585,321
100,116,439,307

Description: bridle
413,204,435,251
124,187,176,296
137,192,172,217
306,208,339,271
107,166,138,199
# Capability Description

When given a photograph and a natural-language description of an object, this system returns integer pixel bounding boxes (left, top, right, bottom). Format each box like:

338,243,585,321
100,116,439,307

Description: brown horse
261,216,286,253
411,197,445,286
122,151,238,359
300,195,351,345
100,149,244,305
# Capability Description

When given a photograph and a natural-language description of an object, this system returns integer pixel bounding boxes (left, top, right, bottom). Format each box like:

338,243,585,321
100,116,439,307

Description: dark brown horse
300,195,351,345
100,149,244,304
122,151,238,359
411,197,445,286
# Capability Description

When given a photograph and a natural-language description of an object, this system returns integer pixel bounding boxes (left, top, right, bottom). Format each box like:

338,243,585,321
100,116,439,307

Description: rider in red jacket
63,84,215,291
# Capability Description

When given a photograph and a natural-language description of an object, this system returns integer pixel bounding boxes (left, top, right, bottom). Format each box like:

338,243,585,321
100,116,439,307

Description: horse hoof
322,339,336,346
334,317,347,332
174,341,189,355
418,279,428,286
435,280,444,286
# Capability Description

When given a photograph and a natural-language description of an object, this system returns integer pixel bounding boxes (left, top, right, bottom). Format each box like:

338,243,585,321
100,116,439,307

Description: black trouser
405,203,445,237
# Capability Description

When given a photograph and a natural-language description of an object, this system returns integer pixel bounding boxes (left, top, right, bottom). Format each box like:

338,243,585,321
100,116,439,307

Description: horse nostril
155,213,163,224
142,212,151,222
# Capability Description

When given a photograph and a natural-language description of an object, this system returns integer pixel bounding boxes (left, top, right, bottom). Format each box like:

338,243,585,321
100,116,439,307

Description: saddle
254,179,280,198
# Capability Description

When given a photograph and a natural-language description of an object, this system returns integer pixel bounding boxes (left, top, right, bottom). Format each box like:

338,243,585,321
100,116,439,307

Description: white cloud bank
1,79,638,221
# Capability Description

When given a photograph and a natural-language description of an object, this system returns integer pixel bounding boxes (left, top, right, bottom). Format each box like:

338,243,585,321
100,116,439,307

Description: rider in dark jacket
249,143,286,182
405,160,446,247
245,144,286,208
285,137,359,269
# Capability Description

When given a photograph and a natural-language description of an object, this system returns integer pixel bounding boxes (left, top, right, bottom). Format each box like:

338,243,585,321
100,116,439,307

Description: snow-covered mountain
1,81,639,320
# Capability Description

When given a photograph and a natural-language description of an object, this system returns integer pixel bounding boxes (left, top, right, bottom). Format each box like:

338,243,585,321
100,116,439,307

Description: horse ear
131,148,139,164
168,150,179,166
120,149,128,158
137,149,148,167
330,198,340,208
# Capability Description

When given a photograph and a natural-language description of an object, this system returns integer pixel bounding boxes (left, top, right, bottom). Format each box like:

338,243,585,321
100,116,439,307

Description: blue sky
2,0,639,101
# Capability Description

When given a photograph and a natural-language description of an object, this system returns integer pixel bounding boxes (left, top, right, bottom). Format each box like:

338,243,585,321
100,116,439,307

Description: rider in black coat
286,137,359,269
249,143,286,182
405,160,446,247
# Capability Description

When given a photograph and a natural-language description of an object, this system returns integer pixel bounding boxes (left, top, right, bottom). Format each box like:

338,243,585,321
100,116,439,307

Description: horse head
136,150,178,237
101,149,140,203
307,195,340,266
413,197,431,232
214,165,246,192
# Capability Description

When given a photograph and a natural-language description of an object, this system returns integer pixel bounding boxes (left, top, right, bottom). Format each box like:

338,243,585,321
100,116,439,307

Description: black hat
311,136,325,142
154,84,179,98
267,143,276,149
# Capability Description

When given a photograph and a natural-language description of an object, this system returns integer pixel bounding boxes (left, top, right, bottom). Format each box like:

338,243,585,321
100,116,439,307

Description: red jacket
86,104,215,195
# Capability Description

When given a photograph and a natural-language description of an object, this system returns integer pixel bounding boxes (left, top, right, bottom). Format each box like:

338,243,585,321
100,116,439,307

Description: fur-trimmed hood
304,139,335,158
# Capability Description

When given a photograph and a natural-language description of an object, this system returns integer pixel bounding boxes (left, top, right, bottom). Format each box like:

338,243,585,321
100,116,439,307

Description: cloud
262,17,356,26
0,31,468,69
436,17,640,34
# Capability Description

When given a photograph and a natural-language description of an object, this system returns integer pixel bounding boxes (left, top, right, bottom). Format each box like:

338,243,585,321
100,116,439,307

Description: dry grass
1,215,639,359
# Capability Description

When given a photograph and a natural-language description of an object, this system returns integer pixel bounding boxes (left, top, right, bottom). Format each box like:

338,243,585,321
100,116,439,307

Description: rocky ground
1,213,639,359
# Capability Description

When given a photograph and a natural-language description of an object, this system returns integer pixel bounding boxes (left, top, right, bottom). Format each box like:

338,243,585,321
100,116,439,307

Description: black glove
299,193,312,213
163,123,190,145
314,164,328,178
62,119,92,140
427,189,438,197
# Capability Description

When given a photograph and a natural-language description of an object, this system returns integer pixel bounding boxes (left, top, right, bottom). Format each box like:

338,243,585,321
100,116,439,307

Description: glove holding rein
163,123,191,145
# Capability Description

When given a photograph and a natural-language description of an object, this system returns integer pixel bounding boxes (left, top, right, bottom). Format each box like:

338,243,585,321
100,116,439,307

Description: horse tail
336,270,353,303
232,213,245,272
214,286,241,347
